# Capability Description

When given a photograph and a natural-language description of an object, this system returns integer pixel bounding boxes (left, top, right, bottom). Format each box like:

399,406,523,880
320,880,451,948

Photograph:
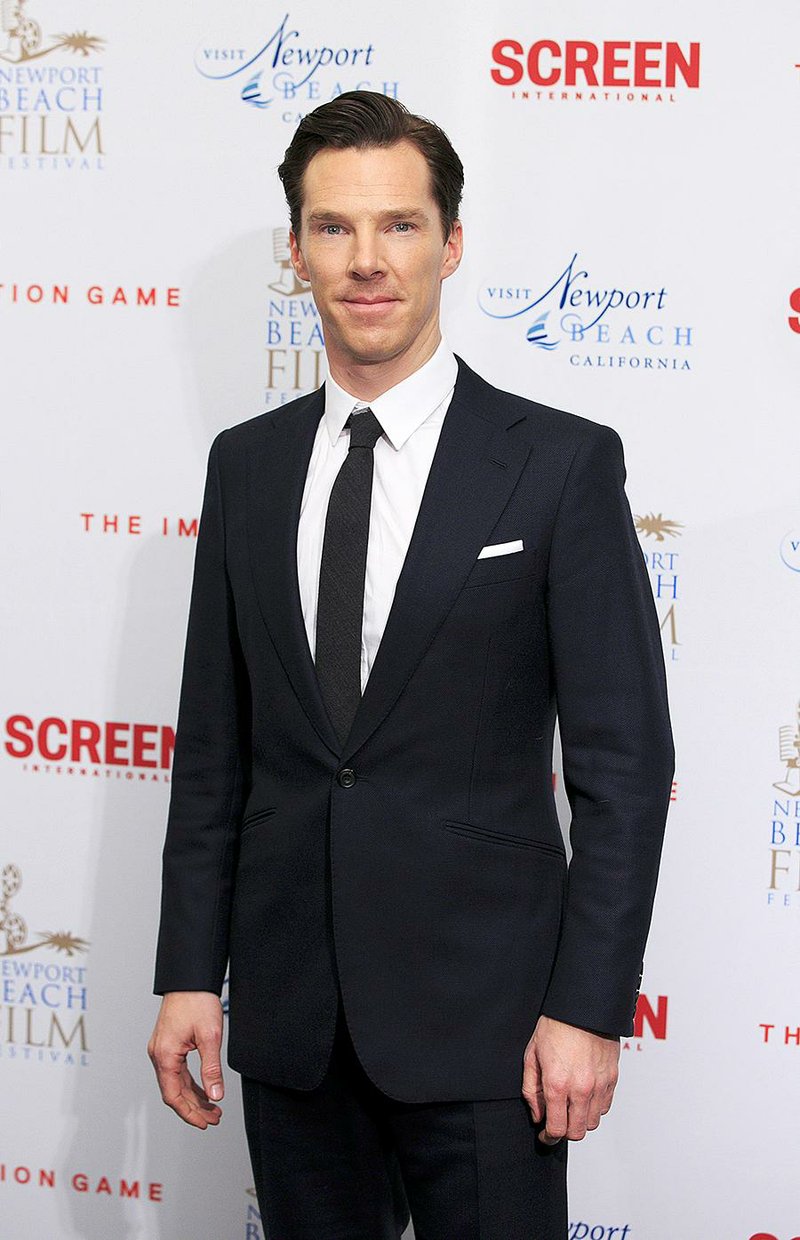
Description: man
149,91,674,1239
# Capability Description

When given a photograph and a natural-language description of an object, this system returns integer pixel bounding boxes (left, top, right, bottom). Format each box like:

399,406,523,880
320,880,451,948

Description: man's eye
322,224,342,235
393,221,413,233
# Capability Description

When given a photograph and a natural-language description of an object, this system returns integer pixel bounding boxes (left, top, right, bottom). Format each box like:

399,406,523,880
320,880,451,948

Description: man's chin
336,332,411,368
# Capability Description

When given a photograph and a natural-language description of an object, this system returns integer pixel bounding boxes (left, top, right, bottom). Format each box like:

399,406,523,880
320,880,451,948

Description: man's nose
347,231,385,280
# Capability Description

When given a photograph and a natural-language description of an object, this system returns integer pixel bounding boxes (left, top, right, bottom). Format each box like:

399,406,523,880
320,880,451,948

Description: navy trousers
241,987,568,1240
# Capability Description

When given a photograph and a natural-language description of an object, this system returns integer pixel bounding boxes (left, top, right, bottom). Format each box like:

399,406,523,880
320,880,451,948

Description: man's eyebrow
306,207,431,224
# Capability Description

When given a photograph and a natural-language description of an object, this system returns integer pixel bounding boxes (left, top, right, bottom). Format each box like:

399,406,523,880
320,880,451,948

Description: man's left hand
522,1015,620,1143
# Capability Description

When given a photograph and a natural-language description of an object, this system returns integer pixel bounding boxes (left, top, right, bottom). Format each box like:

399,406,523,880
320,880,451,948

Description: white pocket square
477,538,524,559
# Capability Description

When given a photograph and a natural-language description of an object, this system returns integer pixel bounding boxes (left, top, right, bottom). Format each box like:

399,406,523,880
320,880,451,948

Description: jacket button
337,768,356,788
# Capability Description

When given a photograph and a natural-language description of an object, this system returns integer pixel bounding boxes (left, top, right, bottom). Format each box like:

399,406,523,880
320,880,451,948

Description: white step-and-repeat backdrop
2,2,799,1237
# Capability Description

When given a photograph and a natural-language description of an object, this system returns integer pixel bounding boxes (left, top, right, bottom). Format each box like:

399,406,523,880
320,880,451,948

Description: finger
539,1083,568,1144
521,1050,544,1123
153,1047,222,1129
565,1085,593,1141
164,1063,222,1129
197,1027,225,1103
585,1080,617,1133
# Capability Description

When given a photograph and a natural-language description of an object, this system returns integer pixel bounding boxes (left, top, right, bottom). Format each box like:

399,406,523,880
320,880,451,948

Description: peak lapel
246,388,343,756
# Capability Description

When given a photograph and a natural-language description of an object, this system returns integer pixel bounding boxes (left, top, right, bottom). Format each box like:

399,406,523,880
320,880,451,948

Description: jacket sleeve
539,424,675,1037
153,429,250,995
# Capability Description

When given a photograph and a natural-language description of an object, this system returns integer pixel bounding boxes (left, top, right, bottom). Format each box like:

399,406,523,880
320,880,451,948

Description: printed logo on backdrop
758,1020,800,1048
0,0,105,171
622,993,668,1053
194,13,398,124
3,714,175,783
490,38,700,105
569,1226,632,1240
635,512,683,663
769,699,800,908
243,1186,263,1239
478,255,693,373
0,863,90,1068
788,287,800,334
79,511,197,538
0,1163,162,1202
0,282,180,309
265,227,325,405
779,530,800,573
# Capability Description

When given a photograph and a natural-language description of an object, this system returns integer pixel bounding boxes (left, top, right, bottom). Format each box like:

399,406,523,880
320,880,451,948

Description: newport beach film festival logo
634,512,684,663
478,254,694,372
193,13,396,120
0,0,105,171
264,227,325,406
0,863,90,1067
769,700,800,910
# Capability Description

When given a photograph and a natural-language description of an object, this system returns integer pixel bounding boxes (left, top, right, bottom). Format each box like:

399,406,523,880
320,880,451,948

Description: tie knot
346,406,384,451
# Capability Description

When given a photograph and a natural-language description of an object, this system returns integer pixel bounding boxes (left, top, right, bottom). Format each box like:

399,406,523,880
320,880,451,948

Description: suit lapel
247,387,343,755
247,357,532,760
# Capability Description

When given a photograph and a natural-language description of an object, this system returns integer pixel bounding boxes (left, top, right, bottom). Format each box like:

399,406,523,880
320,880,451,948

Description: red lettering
111,287,127,306
149,1182,163,1202
665,40,700,88
178,518,199,538
633,994,668,1040
490,39,524,85
4,714,34,758
39,717,68,761
527,39,559,86
634,41,662,86
133,723,158,768
128,515,141,534
72,719,101,764
603,41,630,87
166,288,180,307
789,287,800,334
491,38,700,90
160,726,175,771
137,288,156,306
564,41,598,87
120,1180,140,1198
105,721,129,766
95,1176,113,1195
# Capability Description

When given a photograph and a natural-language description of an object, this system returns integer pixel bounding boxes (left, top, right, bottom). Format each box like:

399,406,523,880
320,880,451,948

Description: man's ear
441,219,464,282
289,229,310,282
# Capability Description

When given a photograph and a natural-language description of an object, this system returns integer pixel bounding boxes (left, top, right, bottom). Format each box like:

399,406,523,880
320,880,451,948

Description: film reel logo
0,863,89,958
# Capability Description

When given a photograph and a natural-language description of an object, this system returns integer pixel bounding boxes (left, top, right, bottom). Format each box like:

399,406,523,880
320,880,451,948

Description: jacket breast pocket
462,546,538,589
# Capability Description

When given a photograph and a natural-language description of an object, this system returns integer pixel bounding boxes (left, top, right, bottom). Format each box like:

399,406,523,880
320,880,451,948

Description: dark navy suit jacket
153,356,675,1102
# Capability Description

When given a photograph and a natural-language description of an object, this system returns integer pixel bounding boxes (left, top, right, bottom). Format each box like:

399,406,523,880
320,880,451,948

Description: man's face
289,140,462,374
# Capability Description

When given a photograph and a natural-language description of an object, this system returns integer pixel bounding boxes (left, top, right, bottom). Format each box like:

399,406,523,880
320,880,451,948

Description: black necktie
314,406,385,746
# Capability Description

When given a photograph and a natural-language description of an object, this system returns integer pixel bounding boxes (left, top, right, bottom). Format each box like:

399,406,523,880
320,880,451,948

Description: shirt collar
323,336,458,451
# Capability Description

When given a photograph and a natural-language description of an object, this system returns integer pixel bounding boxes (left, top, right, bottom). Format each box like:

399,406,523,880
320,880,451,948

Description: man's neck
327,326,442,404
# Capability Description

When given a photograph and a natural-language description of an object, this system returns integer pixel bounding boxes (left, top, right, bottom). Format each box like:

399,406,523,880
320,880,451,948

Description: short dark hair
277,90,464,242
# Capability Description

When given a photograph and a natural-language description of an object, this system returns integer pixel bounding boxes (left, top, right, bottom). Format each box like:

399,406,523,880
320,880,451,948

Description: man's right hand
147,991,225,1130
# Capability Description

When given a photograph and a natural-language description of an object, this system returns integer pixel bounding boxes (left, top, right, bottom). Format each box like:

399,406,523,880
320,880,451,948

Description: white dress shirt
297,336,458,693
